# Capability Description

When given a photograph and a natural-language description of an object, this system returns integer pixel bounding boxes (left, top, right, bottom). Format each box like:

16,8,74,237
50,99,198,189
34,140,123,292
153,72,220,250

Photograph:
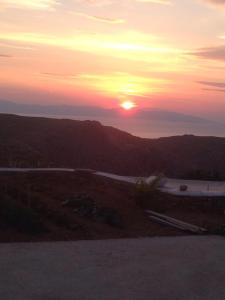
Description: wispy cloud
203,88,225,92
70,72,166,96
0,53,12,57
41,72,76,77
1,0,59,10
197,81,225,88
80,0,113,6
136,0,172,5
202,0,225,7
0,41,35,50
197,80,225,88
0,31,183,69
193,45,225,61
40,71,167,97
74,12,125,24
198,81,225,94
79,0,172,5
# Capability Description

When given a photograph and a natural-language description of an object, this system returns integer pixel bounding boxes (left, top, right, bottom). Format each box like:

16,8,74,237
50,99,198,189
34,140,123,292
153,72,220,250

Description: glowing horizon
0,0,225,119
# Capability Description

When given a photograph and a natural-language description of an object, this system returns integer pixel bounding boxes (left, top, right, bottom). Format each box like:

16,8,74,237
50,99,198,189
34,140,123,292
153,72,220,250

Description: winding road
1,167,225,197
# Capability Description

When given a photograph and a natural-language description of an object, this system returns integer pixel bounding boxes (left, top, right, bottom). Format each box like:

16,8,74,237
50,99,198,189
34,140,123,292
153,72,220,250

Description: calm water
19,114,225,139
87,117,225,138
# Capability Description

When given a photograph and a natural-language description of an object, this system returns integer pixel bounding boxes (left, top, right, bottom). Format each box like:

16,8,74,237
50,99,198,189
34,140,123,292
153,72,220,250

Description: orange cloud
136,0,172,4
1,0,59,10
203,0,225,6
0,31,184,72
79,0,172,5
40,72,168,98
74,12,125,23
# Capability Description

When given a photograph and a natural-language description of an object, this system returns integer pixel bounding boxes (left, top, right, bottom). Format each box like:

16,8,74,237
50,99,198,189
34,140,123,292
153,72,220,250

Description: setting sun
120,101,136,110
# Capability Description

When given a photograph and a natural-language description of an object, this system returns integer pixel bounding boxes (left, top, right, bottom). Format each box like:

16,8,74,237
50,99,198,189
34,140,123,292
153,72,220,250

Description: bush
0,195,45,234
214,224,225,236
184,169,222,181
95,207,123,228
134,176,163,210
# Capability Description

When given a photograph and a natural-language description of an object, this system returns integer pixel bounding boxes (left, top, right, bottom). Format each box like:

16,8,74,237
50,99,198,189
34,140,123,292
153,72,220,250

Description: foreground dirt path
0,236,225,300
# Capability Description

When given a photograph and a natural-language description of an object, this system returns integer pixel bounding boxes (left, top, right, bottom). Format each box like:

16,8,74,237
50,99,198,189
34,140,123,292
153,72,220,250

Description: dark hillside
1,114,225,178
0,171,224,242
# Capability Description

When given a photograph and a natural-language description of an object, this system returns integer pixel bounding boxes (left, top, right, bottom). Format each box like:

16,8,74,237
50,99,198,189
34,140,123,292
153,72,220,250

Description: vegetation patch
0,195,45,234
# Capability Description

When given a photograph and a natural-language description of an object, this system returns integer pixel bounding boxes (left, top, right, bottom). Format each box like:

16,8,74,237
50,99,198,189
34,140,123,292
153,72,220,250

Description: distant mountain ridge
1,113,225,178
0,100,214,124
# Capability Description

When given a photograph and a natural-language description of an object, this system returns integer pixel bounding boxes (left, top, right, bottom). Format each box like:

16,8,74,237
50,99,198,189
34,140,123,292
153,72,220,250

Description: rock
63,193,123,228
95,207,123,228
180,185,188,192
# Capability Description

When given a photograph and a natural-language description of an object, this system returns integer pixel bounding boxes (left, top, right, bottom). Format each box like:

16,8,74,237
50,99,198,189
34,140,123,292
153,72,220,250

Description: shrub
214,224,225,236
184,169,222,181
0,195,45,234
94,207,123,228
135,175,163,210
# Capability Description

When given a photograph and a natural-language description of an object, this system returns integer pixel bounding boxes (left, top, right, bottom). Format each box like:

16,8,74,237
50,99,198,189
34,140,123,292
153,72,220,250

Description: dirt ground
0,171,224,242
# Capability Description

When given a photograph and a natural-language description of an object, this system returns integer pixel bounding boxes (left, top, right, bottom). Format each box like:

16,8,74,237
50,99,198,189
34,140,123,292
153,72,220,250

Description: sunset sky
0,0,225,120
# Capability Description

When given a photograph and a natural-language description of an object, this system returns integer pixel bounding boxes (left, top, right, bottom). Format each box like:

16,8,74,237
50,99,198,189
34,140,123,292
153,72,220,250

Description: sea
18,113,225,139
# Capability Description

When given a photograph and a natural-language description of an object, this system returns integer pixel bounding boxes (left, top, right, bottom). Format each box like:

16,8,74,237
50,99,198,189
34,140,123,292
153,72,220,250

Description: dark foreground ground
0,236,225,300
0,171,224,242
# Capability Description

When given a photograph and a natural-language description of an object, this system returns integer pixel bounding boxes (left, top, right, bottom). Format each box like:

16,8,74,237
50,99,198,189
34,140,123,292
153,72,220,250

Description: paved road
96,172,225,197
1,168,225,196
0,236,225,300
0,167,78,172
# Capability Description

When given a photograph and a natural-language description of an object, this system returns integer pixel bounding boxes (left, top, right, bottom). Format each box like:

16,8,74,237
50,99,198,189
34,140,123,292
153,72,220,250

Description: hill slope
0,171,223,242
1,113,225,178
